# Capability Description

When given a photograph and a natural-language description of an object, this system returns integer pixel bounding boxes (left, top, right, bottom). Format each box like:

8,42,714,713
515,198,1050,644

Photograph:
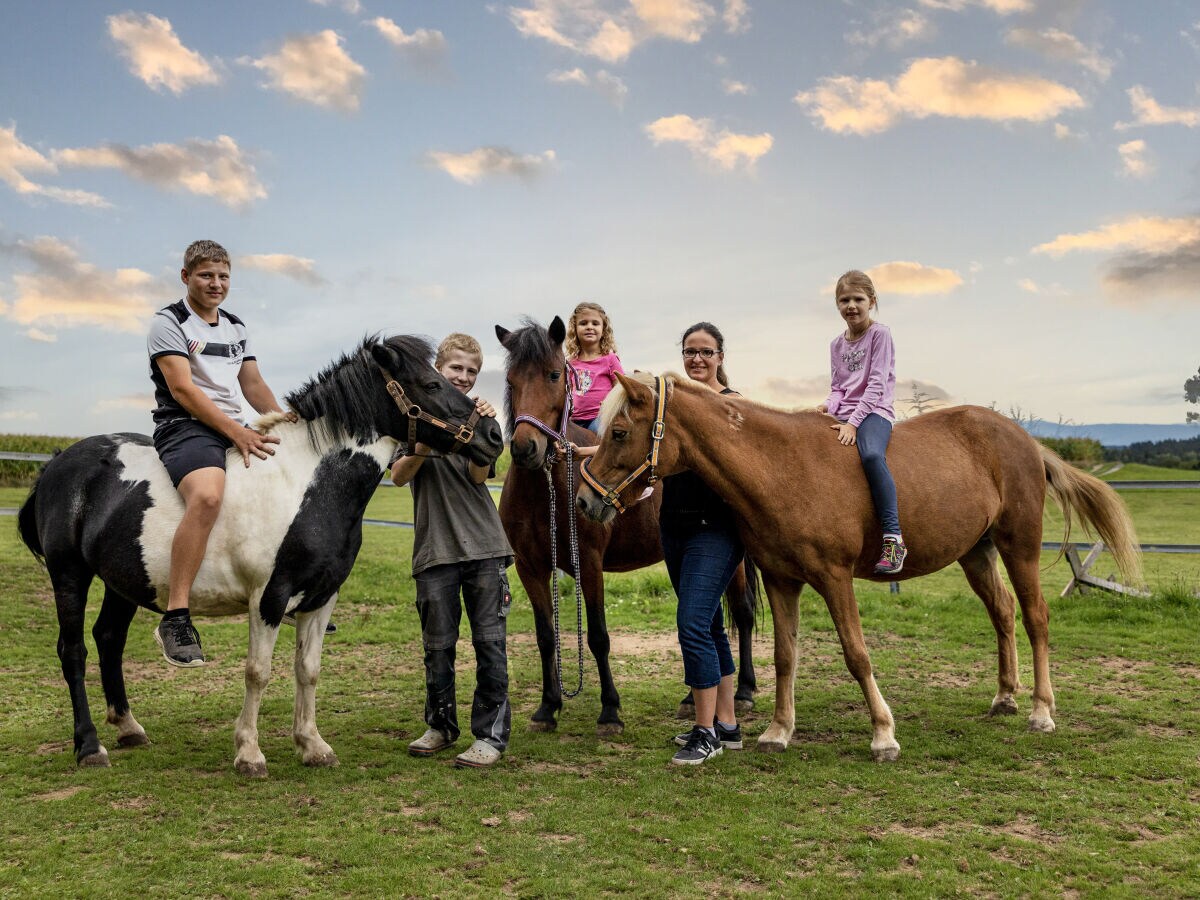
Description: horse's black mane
501,318,563,439
286,334,434,445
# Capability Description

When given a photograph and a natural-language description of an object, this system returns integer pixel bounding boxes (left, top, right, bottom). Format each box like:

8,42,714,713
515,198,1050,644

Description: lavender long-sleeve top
823,322,896,428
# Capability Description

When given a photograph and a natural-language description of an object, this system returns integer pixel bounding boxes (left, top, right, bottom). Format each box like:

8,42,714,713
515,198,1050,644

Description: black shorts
153,419,233,487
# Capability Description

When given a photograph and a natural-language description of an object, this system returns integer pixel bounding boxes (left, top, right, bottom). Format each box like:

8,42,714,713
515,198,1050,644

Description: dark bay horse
577,373,1142,760
495,318,758,736
18,335,503,775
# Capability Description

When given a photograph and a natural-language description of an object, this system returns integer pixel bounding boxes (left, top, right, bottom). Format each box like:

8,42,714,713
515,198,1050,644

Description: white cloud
309,0,363,13
795,56,1084,136
54,135,266,209
25,327,57,343
249,31,366,112
425,147,557,184
239,253,327,286
107,12,220,94
1017,278,1068,296
1053,122,1082,140
918,0,1031,14
0,236,161,334
846,8,933,50
723,0,750,34
1004,27,1112,80
0,125,109,207
1033,216,1200,256
1115,86,1200,130
369,17,448,70
1117,139,1152,179
865,261,963,295
631,0,714,42
548,67,628,106
644,114,772,171
722,78,751,96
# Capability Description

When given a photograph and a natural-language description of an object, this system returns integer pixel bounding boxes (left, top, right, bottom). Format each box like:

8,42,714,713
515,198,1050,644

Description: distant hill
1021,420,1200,448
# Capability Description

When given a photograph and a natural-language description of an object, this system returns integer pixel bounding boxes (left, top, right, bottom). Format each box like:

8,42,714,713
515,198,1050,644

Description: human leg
857,414,907,574
461,558,511,755
413,564,464,749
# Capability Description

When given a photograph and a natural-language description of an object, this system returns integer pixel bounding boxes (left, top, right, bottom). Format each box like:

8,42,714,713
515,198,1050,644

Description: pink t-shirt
824,323,896,428
570,352,624,421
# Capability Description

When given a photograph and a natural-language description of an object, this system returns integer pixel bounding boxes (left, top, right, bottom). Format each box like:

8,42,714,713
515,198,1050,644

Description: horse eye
613,429,627,442
425,380,442,392
549,371,561,382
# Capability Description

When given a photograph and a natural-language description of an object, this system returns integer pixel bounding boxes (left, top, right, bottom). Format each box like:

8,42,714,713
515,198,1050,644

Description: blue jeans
856,413,900,536
660,525,742,689
413,557,512,751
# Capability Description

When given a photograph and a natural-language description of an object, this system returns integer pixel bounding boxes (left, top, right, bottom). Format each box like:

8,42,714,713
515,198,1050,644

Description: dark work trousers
413,557,511,751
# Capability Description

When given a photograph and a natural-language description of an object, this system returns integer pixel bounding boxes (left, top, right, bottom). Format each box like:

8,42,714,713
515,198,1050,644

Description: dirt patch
33,786,85,801
1138,722,1192,739
522,760,604,777
994,815,1065,844
110,796,154,811
36,740,70,755
1096,656,1152,675
882,823,956,841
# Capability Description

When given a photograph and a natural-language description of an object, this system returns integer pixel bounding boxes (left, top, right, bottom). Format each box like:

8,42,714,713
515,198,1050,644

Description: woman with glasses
660,322,745,765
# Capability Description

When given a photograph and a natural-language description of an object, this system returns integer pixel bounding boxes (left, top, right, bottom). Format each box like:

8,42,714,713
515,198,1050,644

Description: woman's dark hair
680,321,729,387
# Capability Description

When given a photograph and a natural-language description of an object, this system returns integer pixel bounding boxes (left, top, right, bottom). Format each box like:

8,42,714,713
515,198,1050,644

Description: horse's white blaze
118,424,396,616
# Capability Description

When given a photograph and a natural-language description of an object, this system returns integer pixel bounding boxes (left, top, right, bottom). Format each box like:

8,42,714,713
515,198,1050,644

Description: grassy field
0,476,1198,897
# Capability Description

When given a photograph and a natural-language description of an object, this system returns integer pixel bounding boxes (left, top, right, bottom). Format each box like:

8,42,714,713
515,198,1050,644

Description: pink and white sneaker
874,537,908,575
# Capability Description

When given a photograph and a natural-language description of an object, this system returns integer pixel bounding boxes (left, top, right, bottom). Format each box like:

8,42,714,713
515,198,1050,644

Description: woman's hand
831,422,857,446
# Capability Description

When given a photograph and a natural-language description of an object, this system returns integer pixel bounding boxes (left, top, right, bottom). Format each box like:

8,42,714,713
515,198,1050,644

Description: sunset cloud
548,67,628,106
239,253,327,285
866,261,963,294
54,135,266,209
918,0,1031,13
425,146,557,184
1115,85,1200,130
723,0,750,34
369,17,448,70
0,125,109,207
1117,139,1152,178
644,114,772,171
1005,27,1113,80
795,56,1084,135
107,12,220,94
249,31,365,112
0,236,160,334
846,8,933,49
1033,216,1200,256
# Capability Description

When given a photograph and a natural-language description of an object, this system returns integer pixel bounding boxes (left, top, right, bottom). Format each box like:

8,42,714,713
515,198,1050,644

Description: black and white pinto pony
17,335,503,776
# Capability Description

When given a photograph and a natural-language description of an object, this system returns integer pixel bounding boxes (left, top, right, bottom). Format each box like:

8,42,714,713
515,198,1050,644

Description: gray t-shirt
406,451,513,576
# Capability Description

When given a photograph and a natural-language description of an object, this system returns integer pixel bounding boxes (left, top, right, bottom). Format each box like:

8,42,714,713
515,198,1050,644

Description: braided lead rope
545,443,585,699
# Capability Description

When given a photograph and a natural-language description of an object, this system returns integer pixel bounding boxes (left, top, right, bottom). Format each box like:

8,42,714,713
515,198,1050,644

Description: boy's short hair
435,333,482,368
183,240,231,273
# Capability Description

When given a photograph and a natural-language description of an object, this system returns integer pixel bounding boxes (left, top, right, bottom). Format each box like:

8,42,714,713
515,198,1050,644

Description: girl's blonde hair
565,301,617,358
834,270,878,308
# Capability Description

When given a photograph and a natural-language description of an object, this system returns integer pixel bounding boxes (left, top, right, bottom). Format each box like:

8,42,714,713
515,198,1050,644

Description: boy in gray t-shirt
390,333,513,768
147,240,290,667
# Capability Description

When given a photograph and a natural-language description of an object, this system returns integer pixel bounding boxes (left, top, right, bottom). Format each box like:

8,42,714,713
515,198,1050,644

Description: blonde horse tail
1040,445,1143,584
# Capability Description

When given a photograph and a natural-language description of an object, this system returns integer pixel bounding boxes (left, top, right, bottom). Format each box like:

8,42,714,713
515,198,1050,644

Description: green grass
2,484,1199,896
1101,462,1200,481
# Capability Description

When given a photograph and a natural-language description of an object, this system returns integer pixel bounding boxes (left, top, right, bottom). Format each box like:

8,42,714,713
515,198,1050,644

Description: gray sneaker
454,740,503,768
154,614,205,667
408,728,455,757
670,726,723,766
674,721,742,750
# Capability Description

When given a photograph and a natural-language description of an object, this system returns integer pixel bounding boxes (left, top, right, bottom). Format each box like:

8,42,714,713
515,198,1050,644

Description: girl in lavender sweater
817,270,908,575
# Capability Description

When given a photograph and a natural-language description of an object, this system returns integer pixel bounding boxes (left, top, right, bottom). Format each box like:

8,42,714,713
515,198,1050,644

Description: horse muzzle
576,484,616,524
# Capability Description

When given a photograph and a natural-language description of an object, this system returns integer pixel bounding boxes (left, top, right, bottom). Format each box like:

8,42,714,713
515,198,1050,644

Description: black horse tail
724,553,763,636
17,464,48,565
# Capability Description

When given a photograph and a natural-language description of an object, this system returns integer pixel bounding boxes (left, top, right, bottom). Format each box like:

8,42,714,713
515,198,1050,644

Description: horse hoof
756,739,787,753
988,698,1019,716
117,732,151,748
734,698,755,717
302,752,339,768
1028,717,1056,734
871,745,901,763
675,703,696,720
78,748,111,768
596,722,624,738
528,719,558,733
235,759,269,778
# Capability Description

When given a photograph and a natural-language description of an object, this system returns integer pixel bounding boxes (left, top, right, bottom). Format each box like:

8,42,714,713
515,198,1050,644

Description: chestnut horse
578,373,1142,760
495,319,759,735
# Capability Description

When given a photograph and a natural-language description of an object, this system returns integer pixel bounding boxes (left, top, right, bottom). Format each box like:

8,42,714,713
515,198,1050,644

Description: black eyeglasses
682,348,718,359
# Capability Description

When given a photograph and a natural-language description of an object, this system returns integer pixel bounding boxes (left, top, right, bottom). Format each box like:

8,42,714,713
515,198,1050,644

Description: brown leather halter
379,365,480,455
579,375,668,514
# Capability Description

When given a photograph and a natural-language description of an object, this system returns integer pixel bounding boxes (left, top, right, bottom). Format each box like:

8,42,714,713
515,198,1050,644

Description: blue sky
2,0,1199,436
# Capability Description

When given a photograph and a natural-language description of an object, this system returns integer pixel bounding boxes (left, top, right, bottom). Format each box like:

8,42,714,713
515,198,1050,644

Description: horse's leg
676,689,696,720
812,570,900,762
93,586,149,748
517,558,561,731
52,563,108,767
726,562,757,715
579,560,623,737
756,575,801,752
234,595,281,777
292,598,338,768
958,538,1021,716
994,541,1056,733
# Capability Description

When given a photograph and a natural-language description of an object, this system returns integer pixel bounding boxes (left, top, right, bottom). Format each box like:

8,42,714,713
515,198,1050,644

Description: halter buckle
651,420,665,441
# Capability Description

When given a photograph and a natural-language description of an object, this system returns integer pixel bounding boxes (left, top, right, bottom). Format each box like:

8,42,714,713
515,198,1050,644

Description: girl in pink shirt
817,270,907,575
566,301,624,433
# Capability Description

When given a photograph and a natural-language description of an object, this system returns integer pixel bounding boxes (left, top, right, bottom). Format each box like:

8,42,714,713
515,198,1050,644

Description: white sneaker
454,739,503,768
408,728,454,757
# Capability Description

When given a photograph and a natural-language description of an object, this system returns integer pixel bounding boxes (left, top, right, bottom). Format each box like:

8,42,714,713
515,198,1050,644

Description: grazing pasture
0,480,1197,896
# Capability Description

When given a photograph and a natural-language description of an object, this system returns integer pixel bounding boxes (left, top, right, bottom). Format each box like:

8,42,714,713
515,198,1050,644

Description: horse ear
549,316,566,346
615,372,652,407
495,325,511,346
370,342,400,372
